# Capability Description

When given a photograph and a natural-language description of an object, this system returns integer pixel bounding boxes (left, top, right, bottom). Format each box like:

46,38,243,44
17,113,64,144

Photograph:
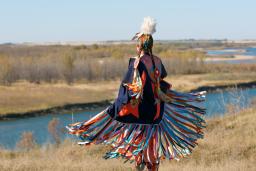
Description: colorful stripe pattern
66,89,206,166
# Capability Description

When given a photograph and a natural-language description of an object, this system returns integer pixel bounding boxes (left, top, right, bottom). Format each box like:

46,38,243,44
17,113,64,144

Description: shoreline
205,55,256,62
0,100,112,121
0,80,256,121
190,80,256,92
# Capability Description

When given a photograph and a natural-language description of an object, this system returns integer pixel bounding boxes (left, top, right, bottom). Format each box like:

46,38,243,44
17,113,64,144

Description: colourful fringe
66,89,206,166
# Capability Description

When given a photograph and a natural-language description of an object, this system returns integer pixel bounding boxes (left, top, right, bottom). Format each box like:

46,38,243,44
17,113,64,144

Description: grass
0,72,255,115
167,72,256,92
0,80,119,115
1,43,256,85
0,107,255,171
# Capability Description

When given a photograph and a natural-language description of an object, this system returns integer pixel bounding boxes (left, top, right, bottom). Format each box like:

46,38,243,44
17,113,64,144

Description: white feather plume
140,17,157,35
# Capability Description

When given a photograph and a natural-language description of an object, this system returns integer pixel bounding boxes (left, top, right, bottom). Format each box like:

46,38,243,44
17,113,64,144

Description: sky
0,0,256,43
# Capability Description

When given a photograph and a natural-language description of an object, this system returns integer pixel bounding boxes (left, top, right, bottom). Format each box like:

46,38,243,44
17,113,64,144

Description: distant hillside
2,39,256,46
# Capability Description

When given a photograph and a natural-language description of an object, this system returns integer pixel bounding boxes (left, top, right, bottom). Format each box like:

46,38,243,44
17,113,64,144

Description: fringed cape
66,54,206,166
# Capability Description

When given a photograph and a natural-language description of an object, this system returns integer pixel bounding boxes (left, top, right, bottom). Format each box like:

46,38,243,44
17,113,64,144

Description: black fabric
160,62,167,79
107,56,167,124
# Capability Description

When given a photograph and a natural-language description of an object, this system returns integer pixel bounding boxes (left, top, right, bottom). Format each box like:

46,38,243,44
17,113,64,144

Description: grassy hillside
0,108,255,171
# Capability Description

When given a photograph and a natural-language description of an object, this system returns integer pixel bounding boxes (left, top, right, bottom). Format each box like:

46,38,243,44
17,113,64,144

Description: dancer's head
136,34,154,54
132,17,156,56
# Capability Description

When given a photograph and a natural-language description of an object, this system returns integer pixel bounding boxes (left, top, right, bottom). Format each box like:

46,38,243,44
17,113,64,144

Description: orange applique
141,71,147,88
119,103,139,118
153,103,161,121
125,83,141,93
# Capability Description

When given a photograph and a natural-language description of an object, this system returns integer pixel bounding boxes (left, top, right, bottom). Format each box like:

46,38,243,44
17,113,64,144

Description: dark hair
138,34,153,52
137,34,156,71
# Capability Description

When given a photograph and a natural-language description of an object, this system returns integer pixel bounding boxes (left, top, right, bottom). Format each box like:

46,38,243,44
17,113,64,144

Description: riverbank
205,55,256,62
0,72,256,120
0,107,255,171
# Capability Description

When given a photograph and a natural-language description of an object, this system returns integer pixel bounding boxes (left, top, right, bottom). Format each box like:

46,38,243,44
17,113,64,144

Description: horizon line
2,39,256,46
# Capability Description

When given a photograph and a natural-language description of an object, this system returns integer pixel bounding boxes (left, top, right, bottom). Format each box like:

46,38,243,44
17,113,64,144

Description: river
207,47,256,56
206,47,256,64
0,88,256,149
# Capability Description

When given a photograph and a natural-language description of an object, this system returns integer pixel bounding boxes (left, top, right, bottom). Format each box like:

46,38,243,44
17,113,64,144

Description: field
0,42,256,117
1,42,256,85
0,107,255,171
0,42,256,170
0,72,256,116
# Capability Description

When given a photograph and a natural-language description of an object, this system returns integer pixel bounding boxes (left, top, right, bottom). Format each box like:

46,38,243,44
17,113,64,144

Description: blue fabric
107,55,168,124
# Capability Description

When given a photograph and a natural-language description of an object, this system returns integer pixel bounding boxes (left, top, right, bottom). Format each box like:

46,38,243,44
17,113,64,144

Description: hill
0,107,255,170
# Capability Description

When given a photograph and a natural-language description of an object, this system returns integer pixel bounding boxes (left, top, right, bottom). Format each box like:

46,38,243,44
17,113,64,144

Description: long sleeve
106,58,136,118
122,58,135,83
160,62,167,79
159,62,171,93
107,55,168,124
118,58,136,104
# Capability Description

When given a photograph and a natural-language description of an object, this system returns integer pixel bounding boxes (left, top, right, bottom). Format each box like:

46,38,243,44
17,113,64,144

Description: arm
122,58,135,83
160,62,167,79
123,57,143,100
119,57,143,103
107,57,140,118
111,58,135,106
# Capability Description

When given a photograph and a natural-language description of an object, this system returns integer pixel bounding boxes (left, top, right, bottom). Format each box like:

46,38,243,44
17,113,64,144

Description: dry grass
0,44,205,84
1,44,256,85
159,107,256,171
0,80,119,115
166,72,256,92
0,141,133,171
0,72,255,115
16,132,37,151
0,108,255,171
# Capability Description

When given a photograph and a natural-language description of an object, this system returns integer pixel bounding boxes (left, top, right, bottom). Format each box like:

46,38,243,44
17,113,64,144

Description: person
66,17,206,171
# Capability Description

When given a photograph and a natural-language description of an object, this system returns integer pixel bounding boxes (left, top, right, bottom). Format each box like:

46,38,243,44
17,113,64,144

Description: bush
48,118,61,146
62,52,76,84
0,56,18,85
16,131,37,150
0,44,255,85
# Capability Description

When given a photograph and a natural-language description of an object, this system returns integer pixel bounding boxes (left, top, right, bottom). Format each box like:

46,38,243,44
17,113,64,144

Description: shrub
48,118,61,146
16,131,37,150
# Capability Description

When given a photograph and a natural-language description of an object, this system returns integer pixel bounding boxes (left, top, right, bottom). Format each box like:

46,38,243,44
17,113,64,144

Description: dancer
66,17,206,171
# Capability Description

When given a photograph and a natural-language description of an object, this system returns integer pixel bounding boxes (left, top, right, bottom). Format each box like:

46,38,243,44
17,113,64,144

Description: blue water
0,107,106,149
0,88,256,149
205,88,256,117
207,47,256,56
245,47,256,56
206,47,256,64
207,49,242,56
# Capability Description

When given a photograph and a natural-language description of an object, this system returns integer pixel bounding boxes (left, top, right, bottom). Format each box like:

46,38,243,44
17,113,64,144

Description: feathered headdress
132,17,157,40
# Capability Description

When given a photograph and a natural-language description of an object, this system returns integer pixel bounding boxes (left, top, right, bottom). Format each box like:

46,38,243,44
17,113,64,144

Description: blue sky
0,0,255,43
